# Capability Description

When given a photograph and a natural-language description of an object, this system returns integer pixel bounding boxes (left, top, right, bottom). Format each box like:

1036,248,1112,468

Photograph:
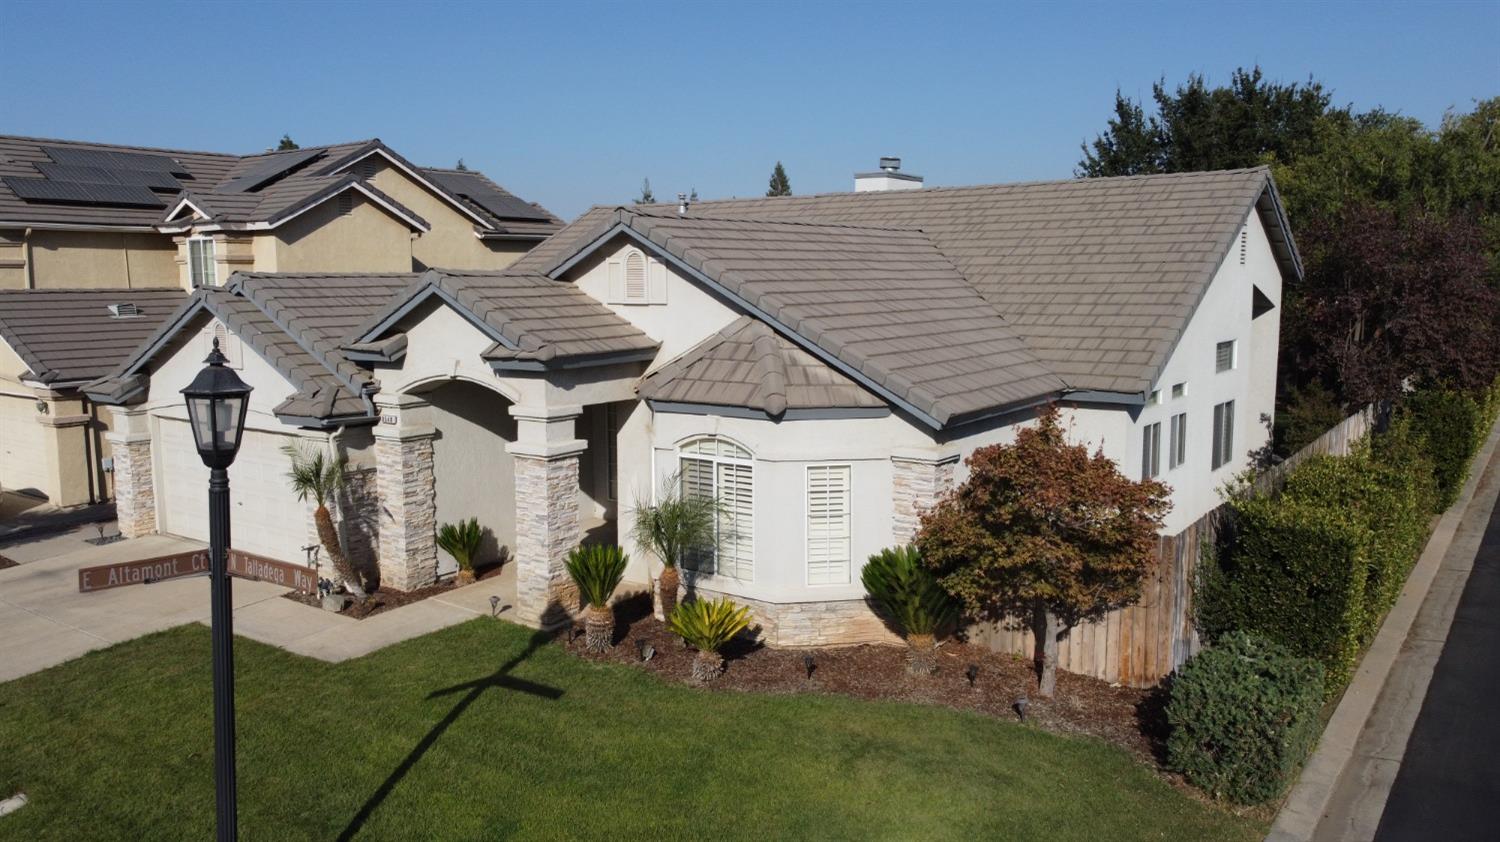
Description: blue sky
2,0,1495,219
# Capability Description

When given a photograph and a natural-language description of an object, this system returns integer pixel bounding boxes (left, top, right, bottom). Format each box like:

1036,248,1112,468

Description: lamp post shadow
337,629,563,841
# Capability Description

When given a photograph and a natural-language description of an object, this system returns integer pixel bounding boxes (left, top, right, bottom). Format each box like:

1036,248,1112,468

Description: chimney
854,156,924,192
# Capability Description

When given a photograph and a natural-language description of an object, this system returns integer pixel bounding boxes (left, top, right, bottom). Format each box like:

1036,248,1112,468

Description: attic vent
107,302,139,318
355,158,376,180
1239,228,1247,265
337,191,354,216
624,251,647,301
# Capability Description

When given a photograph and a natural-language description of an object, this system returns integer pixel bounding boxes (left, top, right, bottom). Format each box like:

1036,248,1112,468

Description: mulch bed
566,593,1167,767
280,561,507,620
0,554,17,569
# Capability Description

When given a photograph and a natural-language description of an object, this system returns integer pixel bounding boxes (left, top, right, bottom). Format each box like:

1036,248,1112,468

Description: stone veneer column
891,448,960,545
373,395,437,591
507,404,586,629
105,409,155,538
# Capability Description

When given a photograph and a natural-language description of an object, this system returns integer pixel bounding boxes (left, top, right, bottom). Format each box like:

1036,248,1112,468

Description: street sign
78,549,318,594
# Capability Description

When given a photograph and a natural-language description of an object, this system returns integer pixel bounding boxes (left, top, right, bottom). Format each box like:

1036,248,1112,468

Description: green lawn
0,619,1261,841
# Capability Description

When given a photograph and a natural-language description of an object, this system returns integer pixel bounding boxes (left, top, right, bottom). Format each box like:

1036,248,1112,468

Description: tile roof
0,288,186,384
420,167,564,240
515,167,1299,421
638,316,888,415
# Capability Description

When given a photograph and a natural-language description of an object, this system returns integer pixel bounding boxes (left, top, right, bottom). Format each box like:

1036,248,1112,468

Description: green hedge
1167,632,1325,805
1403,388,1486,510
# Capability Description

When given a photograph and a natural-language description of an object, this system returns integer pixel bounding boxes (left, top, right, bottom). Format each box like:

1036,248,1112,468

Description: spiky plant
437,518,484,584
862,545,959,675
631,474,718,620
282,443,362,596
668,596,752,682
565,544,629,652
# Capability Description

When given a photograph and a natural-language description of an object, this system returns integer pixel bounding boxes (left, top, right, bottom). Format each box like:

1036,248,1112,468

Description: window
1216,340,1236,373
624,251,647,301
188,237,216,287
1169,412,1187,469
806,465,852,585
1212,400,1235,470
1172,382,1186,399
679,436,753,579
1142,422,1161,480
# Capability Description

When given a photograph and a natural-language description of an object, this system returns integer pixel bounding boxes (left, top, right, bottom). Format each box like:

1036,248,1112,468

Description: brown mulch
0,554,17,569
279,560,507,620
565,593,1167,766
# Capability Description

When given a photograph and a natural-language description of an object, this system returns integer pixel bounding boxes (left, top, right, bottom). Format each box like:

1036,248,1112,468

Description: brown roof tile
0,288,186,384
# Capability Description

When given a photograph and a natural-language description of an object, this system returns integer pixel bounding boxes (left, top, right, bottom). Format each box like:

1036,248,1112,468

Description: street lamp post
181,338,252,842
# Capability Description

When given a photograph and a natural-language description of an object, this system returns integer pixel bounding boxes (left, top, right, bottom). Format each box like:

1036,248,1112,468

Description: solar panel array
3,177,165,208
218,147,324,193
35,162,183,191
43,145,191,176
426,170,550,221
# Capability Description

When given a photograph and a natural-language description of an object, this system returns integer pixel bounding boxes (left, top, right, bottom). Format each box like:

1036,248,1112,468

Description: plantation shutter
806,465,851,585
1169,413,1187,469
1216,340,1235,373
680,457,716,573
716,461,754,580
624,251,647,301
1141,422,1160,480
189,238,216,287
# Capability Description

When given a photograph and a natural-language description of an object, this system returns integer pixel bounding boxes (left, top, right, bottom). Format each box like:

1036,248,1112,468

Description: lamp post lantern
181,338,252,842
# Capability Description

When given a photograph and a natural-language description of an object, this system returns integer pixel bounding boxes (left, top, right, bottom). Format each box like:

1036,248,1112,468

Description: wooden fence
970,404,1383,688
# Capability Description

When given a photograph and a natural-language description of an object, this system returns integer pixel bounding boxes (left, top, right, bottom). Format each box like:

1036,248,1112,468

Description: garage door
156,419,308,563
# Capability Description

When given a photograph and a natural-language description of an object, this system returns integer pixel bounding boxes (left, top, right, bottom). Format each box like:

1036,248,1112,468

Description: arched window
678,436,753,580
624,250,647,302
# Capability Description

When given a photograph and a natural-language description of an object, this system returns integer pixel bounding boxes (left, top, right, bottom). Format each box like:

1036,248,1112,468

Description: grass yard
0,619,1261,841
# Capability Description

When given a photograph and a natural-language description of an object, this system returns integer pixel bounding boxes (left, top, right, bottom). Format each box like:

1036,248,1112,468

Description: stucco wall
366,159,527,271
16,230,177,289
418,379,518,575
259,193,415,274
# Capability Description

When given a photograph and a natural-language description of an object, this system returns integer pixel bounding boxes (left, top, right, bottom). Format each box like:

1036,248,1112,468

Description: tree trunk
1032,600,1059,698
691,649,723,682
583,604,614,653
316,504,363,596
905,633,939,675
658,565,680,619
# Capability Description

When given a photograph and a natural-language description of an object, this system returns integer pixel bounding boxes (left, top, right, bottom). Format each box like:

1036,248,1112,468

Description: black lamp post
181,338,252,842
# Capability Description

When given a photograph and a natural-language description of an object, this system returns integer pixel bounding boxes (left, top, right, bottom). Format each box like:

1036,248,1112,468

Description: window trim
676,435,755,582
804,463,853,587
187,236,217,288
1142,421,1161,480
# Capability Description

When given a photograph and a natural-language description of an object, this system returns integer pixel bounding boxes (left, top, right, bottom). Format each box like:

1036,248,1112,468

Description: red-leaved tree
917,405,1170,697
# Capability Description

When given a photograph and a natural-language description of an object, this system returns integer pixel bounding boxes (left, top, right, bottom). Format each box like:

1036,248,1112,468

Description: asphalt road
1375,488,1500,841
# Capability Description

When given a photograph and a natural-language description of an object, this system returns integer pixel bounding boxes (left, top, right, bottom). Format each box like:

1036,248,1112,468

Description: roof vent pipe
677,192,689,216
855,157,924,192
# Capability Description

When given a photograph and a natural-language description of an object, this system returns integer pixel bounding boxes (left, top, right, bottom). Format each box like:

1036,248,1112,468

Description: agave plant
861,545,959,675
668,596,752,682
282,443,362,596
437,518,484,584
631,474,718,620
565,545,629,652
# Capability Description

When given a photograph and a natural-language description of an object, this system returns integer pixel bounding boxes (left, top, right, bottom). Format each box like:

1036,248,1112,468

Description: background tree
766,161,792,197
918,405,1169,696
637,178,655,204
276,134,299,151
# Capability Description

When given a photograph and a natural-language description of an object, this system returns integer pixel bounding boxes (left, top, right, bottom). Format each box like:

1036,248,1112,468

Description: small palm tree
437,518,484,584
632,474,718,619
282,443,361,596
862,545,959,675
565,545,629,652
668,596,752,682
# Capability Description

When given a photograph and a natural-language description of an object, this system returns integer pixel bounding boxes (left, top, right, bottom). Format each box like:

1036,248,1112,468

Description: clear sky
1,0,1495,219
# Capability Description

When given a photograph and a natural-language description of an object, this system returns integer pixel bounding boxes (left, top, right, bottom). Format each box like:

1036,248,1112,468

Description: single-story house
85,162,1299,646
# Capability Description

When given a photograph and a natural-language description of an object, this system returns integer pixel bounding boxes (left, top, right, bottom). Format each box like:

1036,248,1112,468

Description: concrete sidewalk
1268,417,1500,841
0,529,518,683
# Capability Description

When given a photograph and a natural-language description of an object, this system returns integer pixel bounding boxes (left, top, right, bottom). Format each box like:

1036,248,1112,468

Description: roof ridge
621,206,925,233
0,133,382,161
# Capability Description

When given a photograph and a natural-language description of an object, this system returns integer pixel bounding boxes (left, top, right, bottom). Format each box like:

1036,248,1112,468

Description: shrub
565,545,629,653
668,597,752,682
1167,632,1325,805
862,546,960,675
1403,387,1486,510
437,518,483,583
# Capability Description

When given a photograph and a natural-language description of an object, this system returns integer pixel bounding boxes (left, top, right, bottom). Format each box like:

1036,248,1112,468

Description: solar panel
43,145,190,176
217,147,324,193
425,170,550,221
3,177,165,208
35,162,183,191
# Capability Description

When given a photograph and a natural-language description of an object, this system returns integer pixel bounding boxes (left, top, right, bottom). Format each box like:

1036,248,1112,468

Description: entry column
106,408,155,538
507,404,585,629
890,448,959,545
373,394,438,591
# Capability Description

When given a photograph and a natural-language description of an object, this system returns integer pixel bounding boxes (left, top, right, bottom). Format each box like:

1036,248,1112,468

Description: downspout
23,228,35,289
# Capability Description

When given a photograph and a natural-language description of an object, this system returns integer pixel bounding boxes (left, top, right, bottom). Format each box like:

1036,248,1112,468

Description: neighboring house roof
517,167,1301,426
349,269,658,369
0,135,560,238
420,167,564,241
638,316,889,418
0,288,185,386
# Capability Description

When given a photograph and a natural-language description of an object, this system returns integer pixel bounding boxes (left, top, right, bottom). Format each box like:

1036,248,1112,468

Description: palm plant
565,544,629,652
861,545,959,675
631,474,718,620
437,518,484,584
668,596,752,682
282,443,362,596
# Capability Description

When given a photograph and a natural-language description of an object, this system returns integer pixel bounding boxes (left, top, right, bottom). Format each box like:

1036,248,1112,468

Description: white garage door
156,419,308,563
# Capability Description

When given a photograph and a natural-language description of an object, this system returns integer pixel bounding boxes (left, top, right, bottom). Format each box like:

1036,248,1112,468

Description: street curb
1266,417,1500,842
